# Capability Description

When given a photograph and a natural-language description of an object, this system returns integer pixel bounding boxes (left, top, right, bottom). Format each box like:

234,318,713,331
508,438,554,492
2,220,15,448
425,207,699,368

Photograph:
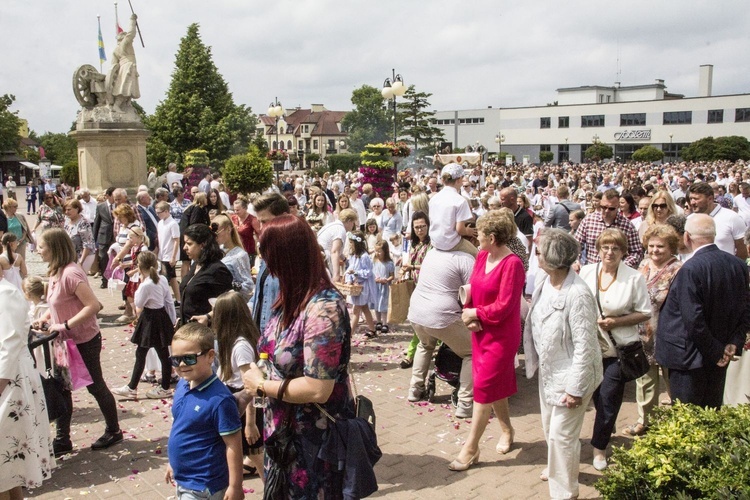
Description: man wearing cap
428,163,478,257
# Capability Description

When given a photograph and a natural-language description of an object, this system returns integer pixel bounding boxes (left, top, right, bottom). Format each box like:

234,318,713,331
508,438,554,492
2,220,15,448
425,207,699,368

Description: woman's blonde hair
128,225,150,249
645,193,678,225
192,192,207,207
642,223,680,255
212,214,242,248
40,228,77,276
137,251,160,284
477,208,516,246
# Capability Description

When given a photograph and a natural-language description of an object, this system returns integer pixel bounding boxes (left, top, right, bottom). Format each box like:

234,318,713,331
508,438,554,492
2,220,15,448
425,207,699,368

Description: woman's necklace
598,266,618,292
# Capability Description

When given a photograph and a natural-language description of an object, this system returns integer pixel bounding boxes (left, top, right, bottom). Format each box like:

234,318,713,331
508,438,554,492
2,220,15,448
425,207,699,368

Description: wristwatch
256,381,265,397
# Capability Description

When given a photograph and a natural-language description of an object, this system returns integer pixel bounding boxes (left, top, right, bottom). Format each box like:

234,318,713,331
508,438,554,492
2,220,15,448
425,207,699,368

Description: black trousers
56,333,120,441
97,244,110,283
591,357,626,450
669,364,728,409
128,346,171,390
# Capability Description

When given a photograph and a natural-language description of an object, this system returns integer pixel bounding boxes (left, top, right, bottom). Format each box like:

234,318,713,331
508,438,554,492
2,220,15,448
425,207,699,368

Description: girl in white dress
0,233,27,292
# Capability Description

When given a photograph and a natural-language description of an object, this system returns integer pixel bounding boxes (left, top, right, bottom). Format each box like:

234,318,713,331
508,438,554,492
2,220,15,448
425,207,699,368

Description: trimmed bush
222,147,273,196
596,402,750,499
60,161,79,187
327,153,361,173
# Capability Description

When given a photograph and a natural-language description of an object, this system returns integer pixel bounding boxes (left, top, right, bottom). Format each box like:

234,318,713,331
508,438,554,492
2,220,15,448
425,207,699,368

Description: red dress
467,250,525,404
231,213,259,256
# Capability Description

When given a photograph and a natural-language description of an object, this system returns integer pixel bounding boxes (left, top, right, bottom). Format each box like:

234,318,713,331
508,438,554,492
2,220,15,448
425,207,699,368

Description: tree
60,161,79,186
631,145,665,163
396,85,444,157
145,24,255,170
38,132,78,165
0,94,21,153
680,136,750,162
340,85,390,153
584,142,613,162
539,151,554,163
250,129,269,157
222,147,273,195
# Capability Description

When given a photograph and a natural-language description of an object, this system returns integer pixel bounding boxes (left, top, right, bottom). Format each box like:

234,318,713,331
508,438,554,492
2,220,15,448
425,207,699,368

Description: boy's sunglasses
169,351,207,367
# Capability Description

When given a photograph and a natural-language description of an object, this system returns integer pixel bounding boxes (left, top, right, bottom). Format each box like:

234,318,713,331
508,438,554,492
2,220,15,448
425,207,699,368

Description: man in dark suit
135,191,159,252
93,187,117,289
655,214,750,408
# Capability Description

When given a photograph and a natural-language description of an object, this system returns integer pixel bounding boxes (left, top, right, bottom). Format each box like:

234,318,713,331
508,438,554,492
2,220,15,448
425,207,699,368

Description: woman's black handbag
612,338,650,382
594,269,650,382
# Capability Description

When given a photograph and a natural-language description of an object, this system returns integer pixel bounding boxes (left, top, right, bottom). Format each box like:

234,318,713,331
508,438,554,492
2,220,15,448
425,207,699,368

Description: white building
433,65,750,163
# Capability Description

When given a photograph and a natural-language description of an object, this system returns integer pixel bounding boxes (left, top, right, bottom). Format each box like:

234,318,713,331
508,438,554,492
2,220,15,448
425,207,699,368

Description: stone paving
22,242,653,499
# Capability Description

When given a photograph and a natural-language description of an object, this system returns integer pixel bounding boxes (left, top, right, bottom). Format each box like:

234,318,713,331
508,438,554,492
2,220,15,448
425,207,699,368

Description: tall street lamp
494,133,505,162
267,97,284,183
382,69,406,144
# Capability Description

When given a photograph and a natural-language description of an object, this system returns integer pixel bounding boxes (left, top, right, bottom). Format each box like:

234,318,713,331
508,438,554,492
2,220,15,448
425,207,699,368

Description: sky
2,0,749,135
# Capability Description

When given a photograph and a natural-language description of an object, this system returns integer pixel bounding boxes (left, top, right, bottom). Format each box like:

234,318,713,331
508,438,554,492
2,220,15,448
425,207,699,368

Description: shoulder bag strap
595,262,618,348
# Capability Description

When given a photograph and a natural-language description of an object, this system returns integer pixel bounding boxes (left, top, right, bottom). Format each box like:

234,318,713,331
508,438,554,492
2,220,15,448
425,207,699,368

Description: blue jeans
176,485,227,499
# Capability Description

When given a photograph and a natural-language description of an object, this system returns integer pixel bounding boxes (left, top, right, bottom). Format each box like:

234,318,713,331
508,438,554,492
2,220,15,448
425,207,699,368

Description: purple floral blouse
258,287,353,496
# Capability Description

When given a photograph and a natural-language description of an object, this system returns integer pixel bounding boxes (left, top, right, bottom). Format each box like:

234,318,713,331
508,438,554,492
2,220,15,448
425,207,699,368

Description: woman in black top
179,223,233,325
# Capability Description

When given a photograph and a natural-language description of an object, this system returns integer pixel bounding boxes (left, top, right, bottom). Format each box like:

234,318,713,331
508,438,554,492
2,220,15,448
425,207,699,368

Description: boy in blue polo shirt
165,323,243,500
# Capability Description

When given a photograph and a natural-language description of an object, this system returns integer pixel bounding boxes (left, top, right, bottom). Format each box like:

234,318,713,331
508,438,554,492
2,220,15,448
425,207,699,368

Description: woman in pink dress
450,209,526,471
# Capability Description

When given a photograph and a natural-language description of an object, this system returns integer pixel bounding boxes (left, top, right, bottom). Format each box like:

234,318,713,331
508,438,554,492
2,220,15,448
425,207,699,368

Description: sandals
380,324,390,333
399,357,413,369
622,423,649,437
140,374,157,384
364,330,378,339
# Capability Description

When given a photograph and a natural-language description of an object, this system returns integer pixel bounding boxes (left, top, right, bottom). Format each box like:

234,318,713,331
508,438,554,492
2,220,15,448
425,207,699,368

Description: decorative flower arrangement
266,149,288,161
359,144,397,198
365,142,412,158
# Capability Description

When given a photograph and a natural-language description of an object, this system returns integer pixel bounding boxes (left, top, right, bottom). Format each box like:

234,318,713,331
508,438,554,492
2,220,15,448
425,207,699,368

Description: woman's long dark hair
259,215,334,328
410,211,430,247
184,223,224,265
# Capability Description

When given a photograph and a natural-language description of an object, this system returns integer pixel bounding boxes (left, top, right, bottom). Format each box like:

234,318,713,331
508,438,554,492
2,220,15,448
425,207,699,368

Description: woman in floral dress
0,278,54,497
242,214,353,498
622,224,682,436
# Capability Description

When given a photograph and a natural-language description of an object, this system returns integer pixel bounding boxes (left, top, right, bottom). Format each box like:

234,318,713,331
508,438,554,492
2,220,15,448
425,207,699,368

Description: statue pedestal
70,122,150,195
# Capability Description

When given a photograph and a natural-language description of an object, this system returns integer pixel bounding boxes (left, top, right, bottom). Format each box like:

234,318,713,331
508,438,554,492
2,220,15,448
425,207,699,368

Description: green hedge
596,402,750,499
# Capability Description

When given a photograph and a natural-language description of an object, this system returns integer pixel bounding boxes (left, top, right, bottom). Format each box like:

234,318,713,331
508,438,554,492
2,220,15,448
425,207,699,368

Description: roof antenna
615,39,622,88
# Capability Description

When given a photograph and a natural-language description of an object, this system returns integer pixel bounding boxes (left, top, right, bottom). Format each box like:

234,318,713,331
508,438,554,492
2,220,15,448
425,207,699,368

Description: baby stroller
425,342,463,407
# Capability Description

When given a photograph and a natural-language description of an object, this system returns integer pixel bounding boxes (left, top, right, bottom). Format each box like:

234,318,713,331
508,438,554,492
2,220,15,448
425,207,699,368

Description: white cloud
1,0,748,136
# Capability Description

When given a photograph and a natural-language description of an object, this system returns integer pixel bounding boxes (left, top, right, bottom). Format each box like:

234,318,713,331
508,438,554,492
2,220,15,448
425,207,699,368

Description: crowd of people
2,156,750,499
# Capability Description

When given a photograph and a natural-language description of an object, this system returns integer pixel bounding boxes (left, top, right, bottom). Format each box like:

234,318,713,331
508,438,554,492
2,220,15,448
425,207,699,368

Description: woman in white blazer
524,229,603,500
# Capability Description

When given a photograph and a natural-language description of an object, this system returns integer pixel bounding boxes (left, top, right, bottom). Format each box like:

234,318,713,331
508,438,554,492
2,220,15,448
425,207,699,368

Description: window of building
558,116,569,128
457,117,484,125
298,141,303,150
287,140,293,149
707,109,724,124
540,144,551,152
663,111,692,125
540,117,551,129
313,140,319,150
272,141,277,149
620,113,646,126
327,139,336,151
735,108,750,122
558,144,569,162
581,115,605,127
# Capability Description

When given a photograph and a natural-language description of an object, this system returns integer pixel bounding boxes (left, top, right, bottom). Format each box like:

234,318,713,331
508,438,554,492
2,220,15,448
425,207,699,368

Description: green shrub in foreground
596,402,750,499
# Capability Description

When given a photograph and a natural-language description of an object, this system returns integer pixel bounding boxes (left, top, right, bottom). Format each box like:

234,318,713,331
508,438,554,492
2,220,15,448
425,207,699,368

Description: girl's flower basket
337,282,363,297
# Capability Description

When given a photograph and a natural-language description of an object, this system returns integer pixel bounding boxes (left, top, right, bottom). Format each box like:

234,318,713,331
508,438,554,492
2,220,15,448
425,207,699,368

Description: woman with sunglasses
33,228,123,455
32,192,64,233
241,214,354,498
640,193,678,240
181,223,233,326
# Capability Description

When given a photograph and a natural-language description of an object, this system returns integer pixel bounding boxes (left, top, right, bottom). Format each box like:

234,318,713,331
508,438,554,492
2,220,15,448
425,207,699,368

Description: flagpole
97,15,103,72
114,2,119,34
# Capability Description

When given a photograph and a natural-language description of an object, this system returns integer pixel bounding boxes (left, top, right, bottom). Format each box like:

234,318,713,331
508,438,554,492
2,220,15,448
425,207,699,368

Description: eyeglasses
413,225,428,230
602,206,618,212
600,245,623,254
169,351,207,367
652,203,668,210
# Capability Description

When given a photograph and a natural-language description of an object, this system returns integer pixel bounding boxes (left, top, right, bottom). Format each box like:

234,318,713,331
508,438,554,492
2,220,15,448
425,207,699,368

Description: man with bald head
499,187,533,239
655,214,750,408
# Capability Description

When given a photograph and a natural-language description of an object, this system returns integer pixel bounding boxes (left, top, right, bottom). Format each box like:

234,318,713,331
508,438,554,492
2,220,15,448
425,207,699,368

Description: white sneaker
593,455,608,471
112,385,137,398
146,387,173,399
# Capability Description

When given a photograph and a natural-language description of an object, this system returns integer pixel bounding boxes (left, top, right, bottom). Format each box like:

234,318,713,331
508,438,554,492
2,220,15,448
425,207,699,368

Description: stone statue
105,14,140,113
72,14,141,124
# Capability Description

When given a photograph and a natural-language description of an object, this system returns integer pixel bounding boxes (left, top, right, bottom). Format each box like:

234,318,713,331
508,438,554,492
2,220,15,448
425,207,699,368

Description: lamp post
382,69,406,144
669,133,674,161
494,133,505,163
267,97,284,183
